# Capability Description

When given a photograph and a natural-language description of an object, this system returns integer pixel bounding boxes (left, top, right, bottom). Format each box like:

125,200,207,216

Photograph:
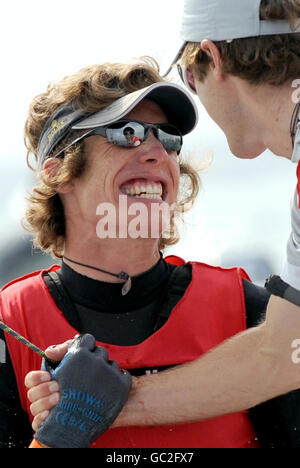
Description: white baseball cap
182,0,299,42
166,0,300,73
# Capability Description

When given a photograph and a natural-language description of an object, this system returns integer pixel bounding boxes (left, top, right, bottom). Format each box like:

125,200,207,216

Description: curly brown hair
24,57,201,258
182,0,300,85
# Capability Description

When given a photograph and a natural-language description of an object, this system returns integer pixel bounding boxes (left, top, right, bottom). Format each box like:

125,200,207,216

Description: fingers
45,335,98,363
94,345,109,361
110,360,121,371
25,371,51,388
69,334,96,352
30,392,60,418
32,411,50,433
25,370,61,433
45,340,72,361
27,380,59,404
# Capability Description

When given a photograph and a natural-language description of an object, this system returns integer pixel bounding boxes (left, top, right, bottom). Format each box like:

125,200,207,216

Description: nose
137,131,168,165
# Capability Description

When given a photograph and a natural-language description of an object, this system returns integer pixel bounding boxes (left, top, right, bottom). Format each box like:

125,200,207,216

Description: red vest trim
0,258,259,448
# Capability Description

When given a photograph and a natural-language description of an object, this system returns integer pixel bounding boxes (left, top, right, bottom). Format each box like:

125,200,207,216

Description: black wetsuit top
0,257,299,448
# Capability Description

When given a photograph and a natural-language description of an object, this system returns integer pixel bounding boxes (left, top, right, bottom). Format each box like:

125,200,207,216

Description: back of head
181,0,300,85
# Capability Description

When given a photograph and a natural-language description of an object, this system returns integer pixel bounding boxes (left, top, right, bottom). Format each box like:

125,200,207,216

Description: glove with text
35,334,132,448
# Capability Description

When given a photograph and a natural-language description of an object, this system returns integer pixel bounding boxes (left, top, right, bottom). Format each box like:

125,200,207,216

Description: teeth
121,182,163,198
135,193,162,200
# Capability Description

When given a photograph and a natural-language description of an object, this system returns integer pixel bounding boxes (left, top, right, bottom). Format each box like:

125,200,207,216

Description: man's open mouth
119,178,166,201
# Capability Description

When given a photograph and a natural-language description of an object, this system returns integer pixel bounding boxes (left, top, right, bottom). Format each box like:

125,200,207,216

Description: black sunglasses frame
54,119,183,158
89,120,183,155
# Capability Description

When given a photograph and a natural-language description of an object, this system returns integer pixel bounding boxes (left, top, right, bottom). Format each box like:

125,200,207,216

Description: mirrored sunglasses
54,120,183,158
90,120,183,154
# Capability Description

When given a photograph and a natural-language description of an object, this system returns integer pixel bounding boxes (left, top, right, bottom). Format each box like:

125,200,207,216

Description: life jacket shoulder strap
154,264,192,331
43,272,82,331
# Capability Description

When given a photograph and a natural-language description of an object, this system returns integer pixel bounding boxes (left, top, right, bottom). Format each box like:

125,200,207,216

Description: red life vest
0,257,259,448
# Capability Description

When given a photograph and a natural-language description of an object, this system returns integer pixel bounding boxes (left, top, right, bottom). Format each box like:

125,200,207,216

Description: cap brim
163,42,187,78
181,0,300,42
72,82,198,136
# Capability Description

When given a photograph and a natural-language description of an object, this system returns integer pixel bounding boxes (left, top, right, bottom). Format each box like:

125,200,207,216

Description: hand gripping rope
0,320,59,366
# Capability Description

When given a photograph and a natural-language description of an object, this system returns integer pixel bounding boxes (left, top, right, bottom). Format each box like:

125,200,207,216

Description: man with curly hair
7,0,300,449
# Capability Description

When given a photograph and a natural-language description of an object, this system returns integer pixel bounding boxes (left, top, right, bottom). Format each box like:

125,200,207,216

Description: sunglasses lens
105,121,182,153
106,121,145,147
156,125,182,153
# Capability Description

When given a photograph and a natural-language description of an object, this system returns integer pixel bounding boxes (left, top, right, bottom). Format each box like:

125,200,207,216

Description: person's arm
116,296,300,427
26,295,300,430
0,331,33,447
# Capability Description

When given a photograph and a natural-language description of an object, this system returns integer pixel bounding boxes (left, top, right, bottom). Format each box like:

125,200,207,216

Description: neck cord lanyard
63,256,132,296
63,252,163,296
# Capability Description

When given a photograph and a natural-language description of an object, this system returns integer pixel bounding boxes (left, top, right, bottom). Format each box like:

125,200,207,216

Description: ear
186,68,197,93
43,157,62,178
200,39,224,80
42,157,74,194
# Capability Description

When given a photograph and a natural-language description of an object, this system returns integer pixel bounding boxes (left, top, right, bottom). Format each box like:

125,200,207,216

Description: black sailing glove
35,334,132,448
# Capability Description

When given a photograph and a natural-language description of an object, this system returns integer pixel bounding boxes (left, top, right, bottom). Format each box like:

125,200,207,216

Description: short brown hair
182,0,300,85
24,58,200,257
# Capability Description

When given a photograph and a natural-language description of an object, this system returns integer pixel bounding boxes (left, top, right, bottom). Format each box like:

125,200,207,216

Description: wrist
111,376,146,428
262,295,300,392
